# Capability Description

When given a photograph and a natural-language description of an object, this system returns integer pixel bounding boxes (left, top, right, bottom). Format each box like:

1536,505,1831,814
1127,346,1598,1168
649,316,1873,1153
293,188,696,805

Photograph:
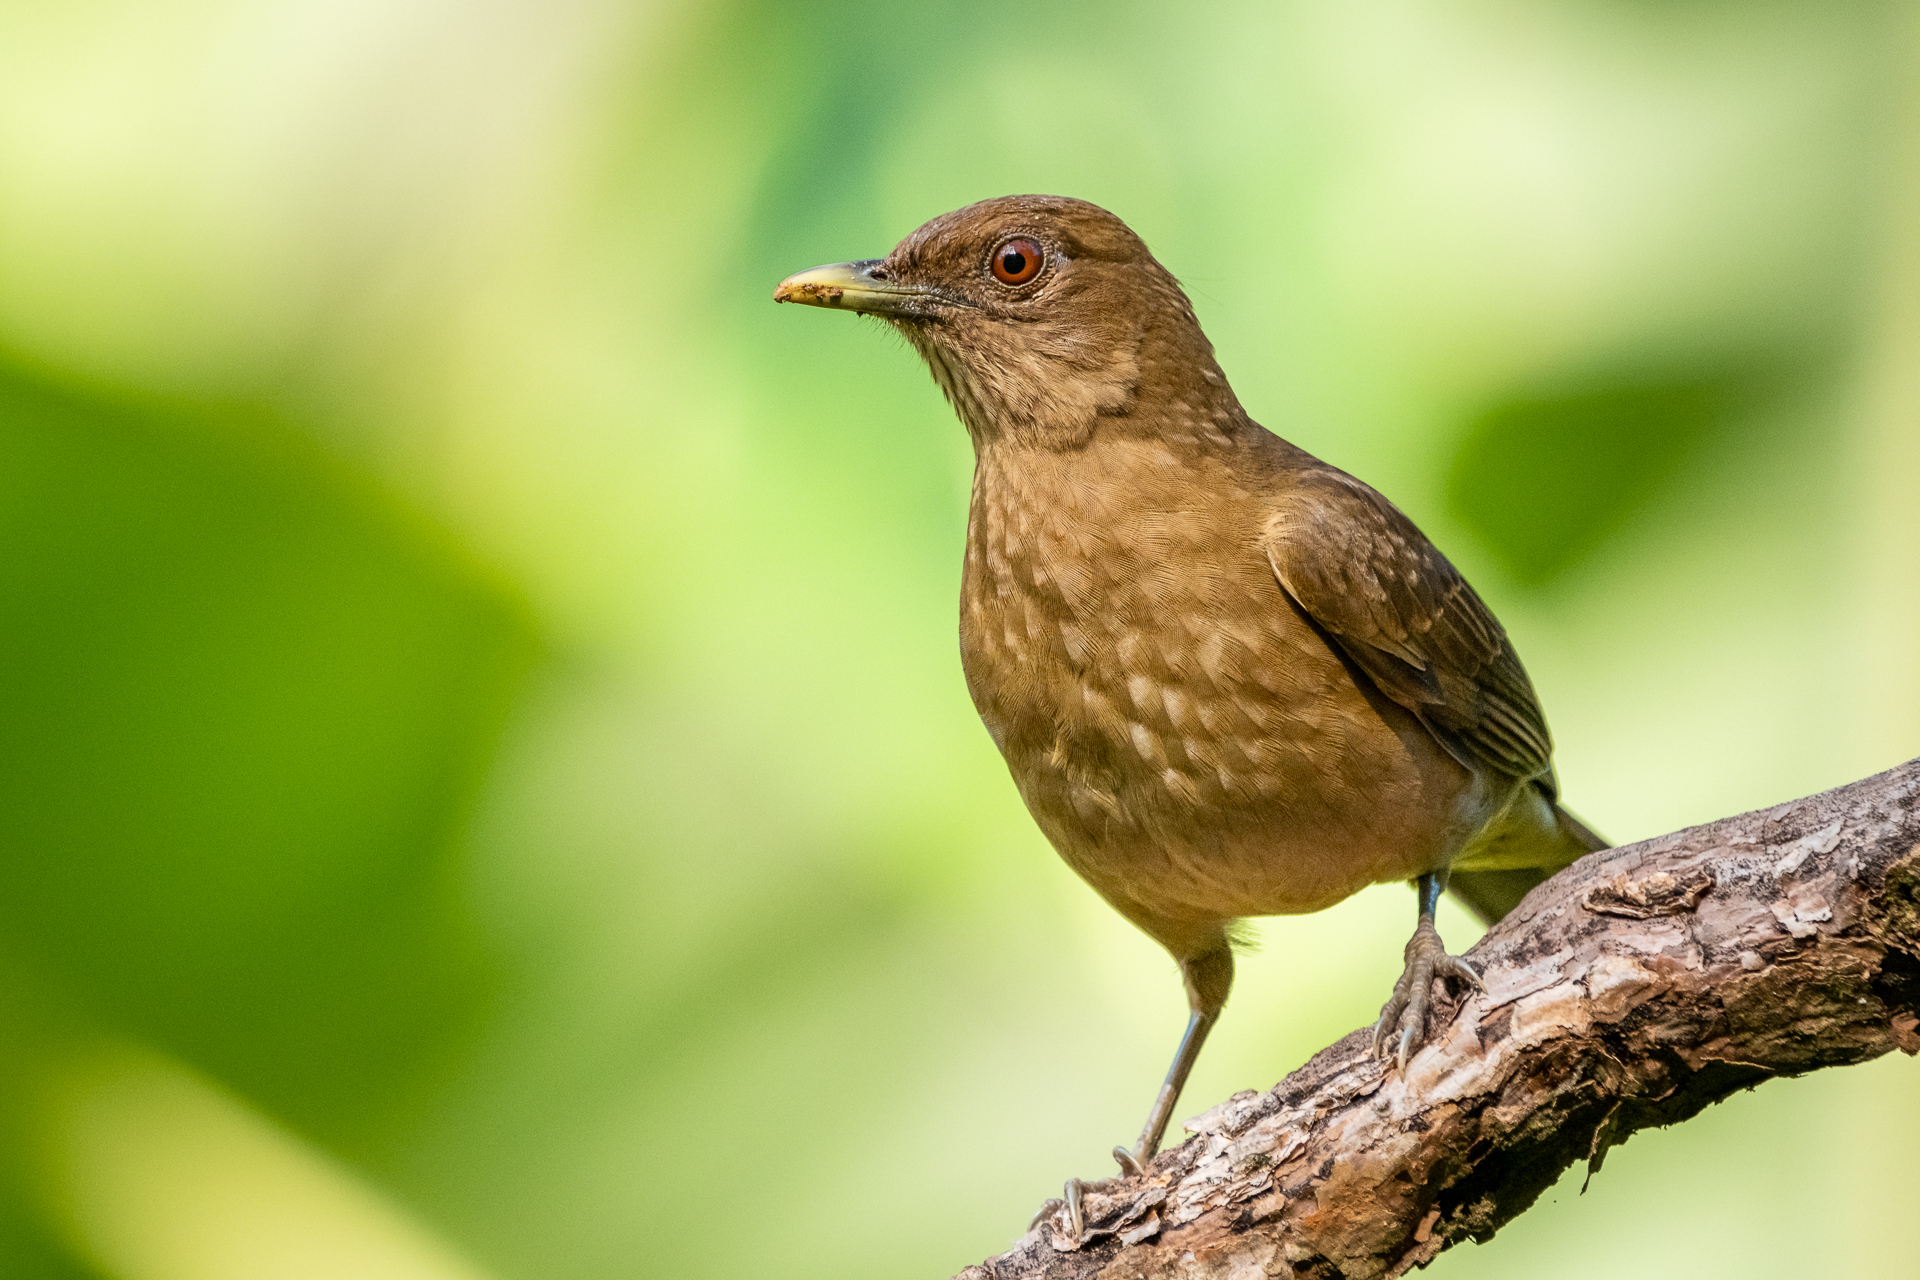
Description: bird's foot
1371,916,1481,1072
1027,1179,1095,1245
1027,1147,1150,1244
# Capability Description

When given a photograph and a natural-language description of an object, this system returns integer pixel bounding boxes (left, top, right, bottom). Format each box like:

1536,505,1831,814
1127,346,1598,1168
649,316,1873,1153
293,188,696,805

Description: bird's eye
990,237,1044,286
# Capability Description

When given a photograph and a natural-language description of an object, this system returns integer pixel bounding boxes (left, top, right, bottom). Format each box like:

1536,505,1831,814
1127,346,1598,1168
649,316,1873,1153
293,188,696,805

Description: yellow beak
773,260,936,317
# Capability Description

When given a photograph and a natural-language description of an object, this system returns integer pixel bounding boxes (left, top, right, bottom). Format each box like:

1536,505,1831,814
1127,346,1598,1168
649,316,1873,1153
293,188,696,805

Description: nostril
868,264,889,280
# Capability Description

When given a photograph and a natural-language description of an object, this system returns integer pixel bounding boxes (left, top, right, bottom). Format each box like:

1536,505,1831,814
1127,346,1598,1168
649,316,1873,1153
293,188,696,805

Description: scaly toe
1372,984,1412,1059
1379,922,1480,1070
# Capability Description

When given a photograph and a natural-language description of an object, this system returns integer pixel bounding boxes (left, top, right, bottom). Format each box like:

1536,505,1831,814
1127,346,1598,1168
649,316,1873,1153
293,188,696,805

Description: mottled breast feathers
1263,468,1557,794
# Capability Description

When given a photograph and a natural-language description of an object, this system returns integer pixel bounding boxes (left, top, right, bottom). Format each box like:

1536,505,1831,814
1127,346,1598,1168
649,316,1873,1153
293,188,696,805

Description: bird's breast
957,441,1467,918
962,445,1295,810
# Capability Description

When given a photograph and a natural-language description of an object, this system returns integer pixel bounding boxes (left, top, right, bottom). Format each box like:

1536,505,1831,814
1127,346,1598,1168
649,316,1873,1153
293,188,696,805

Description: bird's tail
1448,788,1609,926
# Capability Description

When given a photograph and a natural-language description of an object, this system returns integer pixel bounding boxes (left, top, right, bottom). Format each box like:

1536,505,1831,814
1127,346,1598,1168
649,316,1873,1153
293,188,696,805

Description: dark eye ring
990,237,1044,286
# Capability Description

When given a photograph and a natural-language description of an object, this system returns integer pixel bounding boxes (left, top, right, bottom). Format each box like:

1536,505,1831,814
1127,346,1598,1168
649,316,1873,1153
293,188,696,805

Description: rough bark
961,760,1920,1280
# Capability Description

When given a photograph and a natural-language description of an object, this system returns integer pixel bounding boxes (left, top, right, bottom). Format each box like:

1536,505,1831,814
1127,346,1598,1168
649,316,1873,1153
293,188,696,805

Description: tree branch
961,760,1920,1280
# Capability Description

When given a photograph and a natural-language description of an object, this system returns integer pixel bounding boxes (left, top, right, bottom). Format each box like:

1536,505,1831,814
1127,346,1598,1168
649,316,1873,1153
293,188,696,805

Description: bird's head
775,195,1234,450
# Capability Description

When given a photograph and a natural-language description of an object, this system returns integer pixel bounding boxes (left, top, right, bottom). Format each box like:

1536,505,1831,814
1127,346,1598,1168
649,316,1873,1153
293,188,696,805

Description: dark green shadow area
1445,360,1794,587
0,361,539,1158
0,1195,92,1280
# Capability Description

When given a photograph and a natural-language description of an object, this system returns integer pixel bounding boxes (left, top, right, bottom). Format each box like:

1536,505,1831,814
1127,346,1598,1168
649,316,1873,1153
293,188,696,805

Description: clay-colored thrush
775,195,1603,1230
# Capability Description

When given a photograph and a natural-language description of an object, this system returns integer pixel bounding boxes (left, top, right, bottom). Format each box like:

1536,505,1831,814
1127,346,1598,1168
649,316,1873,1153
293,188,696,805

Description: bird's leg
1115,1006,1215,1175
1055,945,1232,1242
1372,870,1482,1072
1126,945,1233,1167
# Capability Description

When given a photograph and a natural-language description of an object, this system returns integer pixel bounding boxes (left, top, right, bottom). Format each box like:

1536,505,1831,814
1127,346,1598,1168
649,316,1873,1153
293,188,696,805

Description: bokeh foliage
1447,359,1786,585
0,1,1916,1278
0,360,531,1118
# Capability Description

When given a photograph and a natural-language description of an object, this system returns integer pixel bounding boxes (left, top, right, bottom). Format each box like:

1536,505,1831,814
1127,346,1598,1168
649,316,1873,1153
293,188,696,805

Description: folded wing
1264,469,1556,794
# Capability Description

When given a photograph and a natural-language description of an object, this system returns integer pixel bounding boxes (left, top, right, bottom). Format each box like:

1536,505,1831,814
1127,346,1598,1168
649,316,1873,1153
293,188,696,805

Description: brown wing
1264,468,1556,791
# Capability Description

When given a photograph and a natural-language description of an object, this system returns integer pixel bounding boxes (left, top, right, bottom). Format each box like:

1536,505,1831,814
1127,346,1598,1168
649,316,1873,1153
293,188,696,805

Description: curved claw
1370,996,1401,1058
1031,1149,1146,1244
1442,955,1484,989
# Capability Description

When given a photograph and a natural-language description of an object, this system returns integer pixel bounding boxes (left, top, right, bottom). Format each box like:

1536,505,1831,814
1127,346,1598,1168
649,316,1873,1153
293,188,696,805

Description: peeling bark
960,760,1920,1280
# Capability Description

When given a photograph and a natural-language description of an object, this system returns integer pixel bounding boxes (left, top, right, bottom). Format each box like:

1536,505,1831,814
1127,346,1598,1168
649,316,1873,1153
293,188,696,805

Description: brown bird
774,195,1603,1235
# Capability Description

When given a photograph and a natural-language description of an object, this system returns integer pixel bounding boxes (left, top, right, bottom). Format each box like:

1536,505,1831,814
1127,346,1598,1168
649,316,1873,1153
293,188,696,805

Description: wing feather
1265,469,1555,790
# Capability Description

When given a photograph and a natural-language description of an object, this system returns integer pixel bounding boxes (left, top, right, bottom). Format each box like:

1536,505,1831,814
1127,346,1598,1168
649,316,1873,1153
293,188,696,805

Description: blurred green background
1,1,1917,1277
